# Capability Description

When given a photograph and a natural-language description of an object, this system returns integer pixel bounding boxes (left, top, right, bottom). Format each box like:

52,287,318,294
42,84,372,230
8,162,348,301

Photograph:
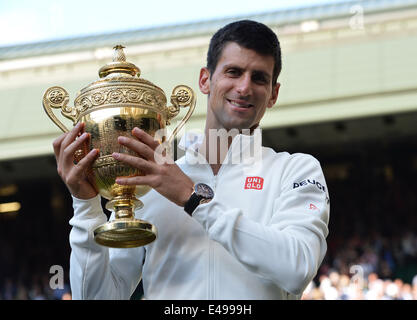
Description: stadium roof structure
1,0,417,60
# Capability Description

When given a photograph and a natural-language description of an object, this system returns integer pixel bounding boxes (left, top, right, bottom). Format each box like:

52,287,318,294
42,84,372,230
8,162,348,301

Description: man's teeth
229,100,252,108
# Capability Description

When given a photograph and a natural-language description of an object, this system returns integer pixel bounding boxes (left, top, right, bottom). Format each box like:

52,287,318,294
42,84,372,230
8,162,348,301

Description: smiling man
56,20,330,300
201,41,279,132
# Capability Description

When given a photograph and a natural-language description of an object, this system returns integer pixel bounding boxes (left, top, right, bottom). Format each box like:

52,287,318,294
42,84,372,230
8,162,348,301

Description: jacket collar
178,129,263,165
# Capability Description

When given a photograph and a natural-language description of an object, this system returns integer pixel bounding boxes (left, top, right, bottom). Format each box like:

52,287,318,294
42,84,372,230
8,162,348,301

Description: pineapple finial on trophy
113,45,126,62
98,44,140,78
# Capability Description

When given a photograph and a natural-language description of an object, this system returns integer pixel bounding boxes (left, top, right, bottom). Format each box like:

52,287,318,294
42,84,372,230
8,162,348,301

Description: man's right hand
53,122,99,200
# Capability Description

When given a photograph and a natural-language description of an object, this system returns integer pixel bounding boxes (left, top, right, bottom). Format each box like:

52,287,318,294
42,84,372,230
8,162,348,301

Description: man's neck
200,126,257,175
200,129,235,175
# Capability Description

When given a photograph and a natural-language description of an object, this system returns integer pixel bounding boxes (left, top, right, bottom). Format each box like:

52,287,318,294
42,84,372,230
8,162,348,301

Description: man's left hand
111,127,194,207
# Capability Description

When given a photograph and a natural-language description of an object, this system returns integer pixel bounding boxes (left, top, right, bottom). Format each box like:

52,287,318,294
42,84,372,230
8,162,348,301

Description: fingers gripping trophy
42,45,196,248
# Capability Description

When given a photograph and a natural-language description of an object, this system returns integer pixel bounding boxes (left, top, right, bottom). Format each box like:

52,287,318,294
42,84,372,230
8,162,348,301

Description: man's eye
253,75,268,84
226,69,240,76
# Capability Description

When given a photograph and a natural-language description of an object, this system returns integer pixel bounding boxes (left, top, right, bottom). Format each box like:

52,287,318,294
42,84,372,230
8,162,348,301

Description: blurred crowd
302,142,417,300
302,229,417,300
0,275,71,300
303,271,417,300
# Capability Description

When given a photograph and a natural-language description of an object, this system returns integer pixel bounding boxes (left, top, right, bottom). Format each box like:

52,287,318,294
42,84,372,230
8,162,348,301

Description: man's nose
236,74,252,96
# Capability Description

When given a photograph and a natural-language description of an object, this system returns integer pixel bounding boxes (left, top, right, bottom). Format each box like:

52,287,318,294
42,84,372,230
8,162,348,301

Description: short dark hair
207,20,282,84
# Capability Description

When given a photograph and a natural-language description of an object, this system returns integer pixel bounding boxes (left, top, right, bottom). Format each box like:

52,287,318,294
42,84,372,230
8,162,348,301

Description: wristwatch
184,183,214,216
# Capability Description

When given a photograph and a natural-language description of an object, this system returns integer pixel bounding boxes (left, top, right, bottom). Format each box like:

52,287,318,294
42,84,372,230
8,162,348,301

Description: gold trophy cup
43,45,195,248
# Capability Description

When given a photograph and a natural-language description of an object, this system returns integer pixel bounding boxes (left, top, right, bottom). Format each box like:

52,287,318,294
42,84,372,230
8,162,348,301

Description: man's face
199,42,280,132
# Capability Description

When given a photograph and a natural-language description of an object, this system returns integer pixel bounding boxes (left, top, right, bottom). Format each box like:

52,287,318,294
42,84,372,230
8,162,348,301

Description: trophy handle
166,85,196,145
42,86,76,133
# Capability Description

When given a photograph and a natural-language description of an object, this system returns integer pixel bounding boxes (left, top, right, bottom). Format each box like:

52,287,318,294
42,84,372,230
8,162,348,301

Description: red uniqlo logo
245,177,264,190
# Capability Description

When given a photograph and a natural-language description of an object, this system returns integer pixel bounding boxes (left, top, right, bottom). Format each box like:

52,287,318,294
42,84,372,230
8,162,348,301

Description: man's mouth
227,99,254,109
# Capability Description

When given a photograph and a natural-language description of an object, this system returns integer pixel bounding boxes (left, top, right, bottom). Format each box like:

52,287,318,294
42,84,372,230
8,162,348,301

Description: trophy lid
98,45,141,78
43,44,194,129
67,45,168,121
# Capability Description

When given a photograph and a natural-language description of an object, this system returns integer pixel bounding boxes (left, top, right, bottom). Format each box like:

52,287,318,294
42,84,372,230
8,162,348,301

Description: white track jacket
69,133,330,299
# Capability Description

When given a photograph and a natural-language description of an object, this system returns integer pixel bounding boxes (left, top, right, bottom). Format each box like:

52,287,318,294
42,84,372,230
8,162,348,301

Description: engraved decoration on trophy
42,45,196,248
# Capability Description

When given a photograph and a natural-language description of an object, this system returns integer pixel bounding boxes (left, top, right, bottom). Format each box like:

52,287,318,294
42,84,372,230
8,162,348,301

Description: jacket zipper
203,147,228,299
208,164,226,299
208,165,216,299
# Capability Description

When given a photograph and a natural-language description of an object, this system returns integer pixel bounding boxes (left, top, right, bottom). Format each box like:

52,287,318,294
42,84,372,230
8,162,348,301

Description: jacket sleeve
192,154,330,295
69,195,145,299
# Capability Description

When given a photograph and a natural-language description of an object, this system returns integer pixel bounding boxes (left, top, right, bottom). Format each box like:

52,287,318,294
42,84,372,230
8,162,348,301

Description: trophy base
93,219,157,248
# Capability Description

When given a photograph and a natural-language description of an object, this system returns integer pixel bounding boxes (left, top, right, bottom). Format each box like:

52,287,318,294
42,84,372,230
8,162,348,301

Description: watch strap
184,192,203,216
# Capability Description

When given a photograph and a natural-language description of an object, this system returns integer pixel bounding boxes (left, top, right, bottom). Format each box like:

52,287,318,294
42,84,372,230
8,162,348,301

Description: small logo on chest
244,177,264,190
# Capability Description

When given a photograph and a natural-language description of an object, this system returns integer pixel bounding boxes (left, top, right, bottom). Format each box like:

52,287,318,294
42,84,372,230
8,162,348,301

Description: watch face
195,183,214,199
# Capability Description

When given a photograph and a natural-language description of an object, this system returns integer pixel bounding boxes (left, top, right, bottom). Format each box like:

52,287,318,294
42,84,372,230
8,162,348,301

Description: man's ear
267,82,280,109
199,67,211,95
